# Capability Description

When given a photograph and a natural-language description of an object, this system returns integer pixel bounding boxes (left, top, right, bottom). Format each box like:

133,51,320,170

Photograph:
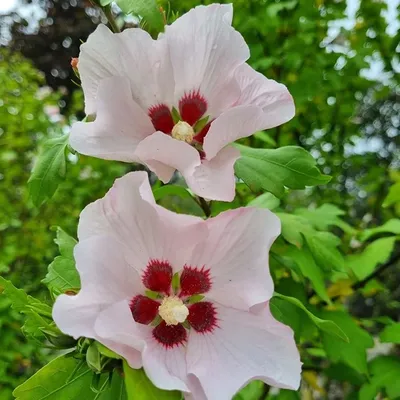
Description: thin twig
307,249,400,301
198,197,211,217
103,4,120,33
352,249,400,290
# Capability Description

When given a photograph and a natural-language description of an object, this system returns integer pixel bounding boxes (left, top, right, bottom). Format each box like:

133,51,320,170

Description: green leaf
115,0,164,32
271,389,300,400
379,322,400,344
278,213,345,273
253,131,276,147
234,145,331,198
13,353,126,399
123,361,181,400
98,0,113,5
53,226,77,259
0,276,30,313
383,182,400,207
359,356,400,400
273,293,348,342
153,185,193,201
0,277,52,339
277,213,310,247
13,354,92,399
96,342,121,360
360,219,400,242
267,0,298,17
285,245,330,303
347,237,396,280
247,192,280,210
86,342,102,373
304,231,345,273
319,310,374,375
28,134,69,207
42,256,80,295
43,226,80,295
233,380,265,400
294,204,355,234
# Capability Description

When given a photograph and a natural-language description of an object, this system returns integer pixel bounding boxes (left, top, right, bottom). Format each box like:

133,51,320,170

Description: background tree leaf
28,134,69,207
115,0,164,32
379,322,400,344
285,245,331,304
347,237,397,280
247,192,280,210
383,182,400,207
0,277,52,340
235,145,331,198
359,356,400,400
319,311,374,375
360,219,400,242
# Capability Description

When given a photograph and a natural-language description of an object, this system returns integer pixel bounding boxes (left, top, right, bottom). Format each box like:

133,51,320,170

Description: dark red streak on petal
179,91,207,126
152,321,187,348
188,302,218,333
130,295,160,325
179,266,212,297
193,121,212,144
142,259,173,294
148,104,174,134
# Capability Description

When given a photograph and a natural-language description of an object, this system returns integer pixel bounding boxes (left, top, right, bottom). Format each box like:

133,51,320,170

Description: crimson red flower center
147,91,212,148
130,260,218,348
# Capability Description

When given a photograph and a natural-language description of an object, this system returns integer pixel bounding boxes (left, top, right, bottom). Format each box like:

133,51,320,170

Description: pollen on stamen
179,265,212,297
148,104,174,134
179,91,207,126
142,259,173,294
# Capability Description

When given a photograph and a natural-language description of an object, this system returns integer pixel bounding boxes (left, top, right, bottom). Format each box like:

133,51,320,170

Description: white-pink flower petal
79,24,174,114
77,171,206,272
203,64,295,159
186,303,302,400
185,146,240,202
95,300,189,392
70,76,154,162
190,207,280,311
165,4,249,116
135,132,201,183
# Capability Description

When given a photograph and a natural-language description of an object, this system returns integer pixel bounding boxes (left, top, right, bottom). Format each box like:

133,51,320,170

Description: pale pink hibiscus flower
69,4,295,201
53,171,301,399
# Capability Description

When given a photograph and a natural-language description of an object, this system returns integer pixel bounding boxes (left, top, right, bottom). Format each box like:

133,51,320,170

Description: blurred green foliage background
0,0,399,399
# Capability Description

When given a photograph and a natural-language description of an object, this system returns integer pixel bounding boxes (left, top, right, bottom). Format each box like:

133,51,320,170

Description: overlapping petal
164,4,249,117
190,207,280,311
79,25,174,114
77,171,206,271
203,64,295,159
186,303,301,400
70,76,154,162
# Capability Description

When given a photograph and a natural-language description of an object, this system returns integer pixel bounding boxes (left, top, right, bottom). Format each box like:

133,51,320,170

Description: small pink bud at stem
71,57,79,70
